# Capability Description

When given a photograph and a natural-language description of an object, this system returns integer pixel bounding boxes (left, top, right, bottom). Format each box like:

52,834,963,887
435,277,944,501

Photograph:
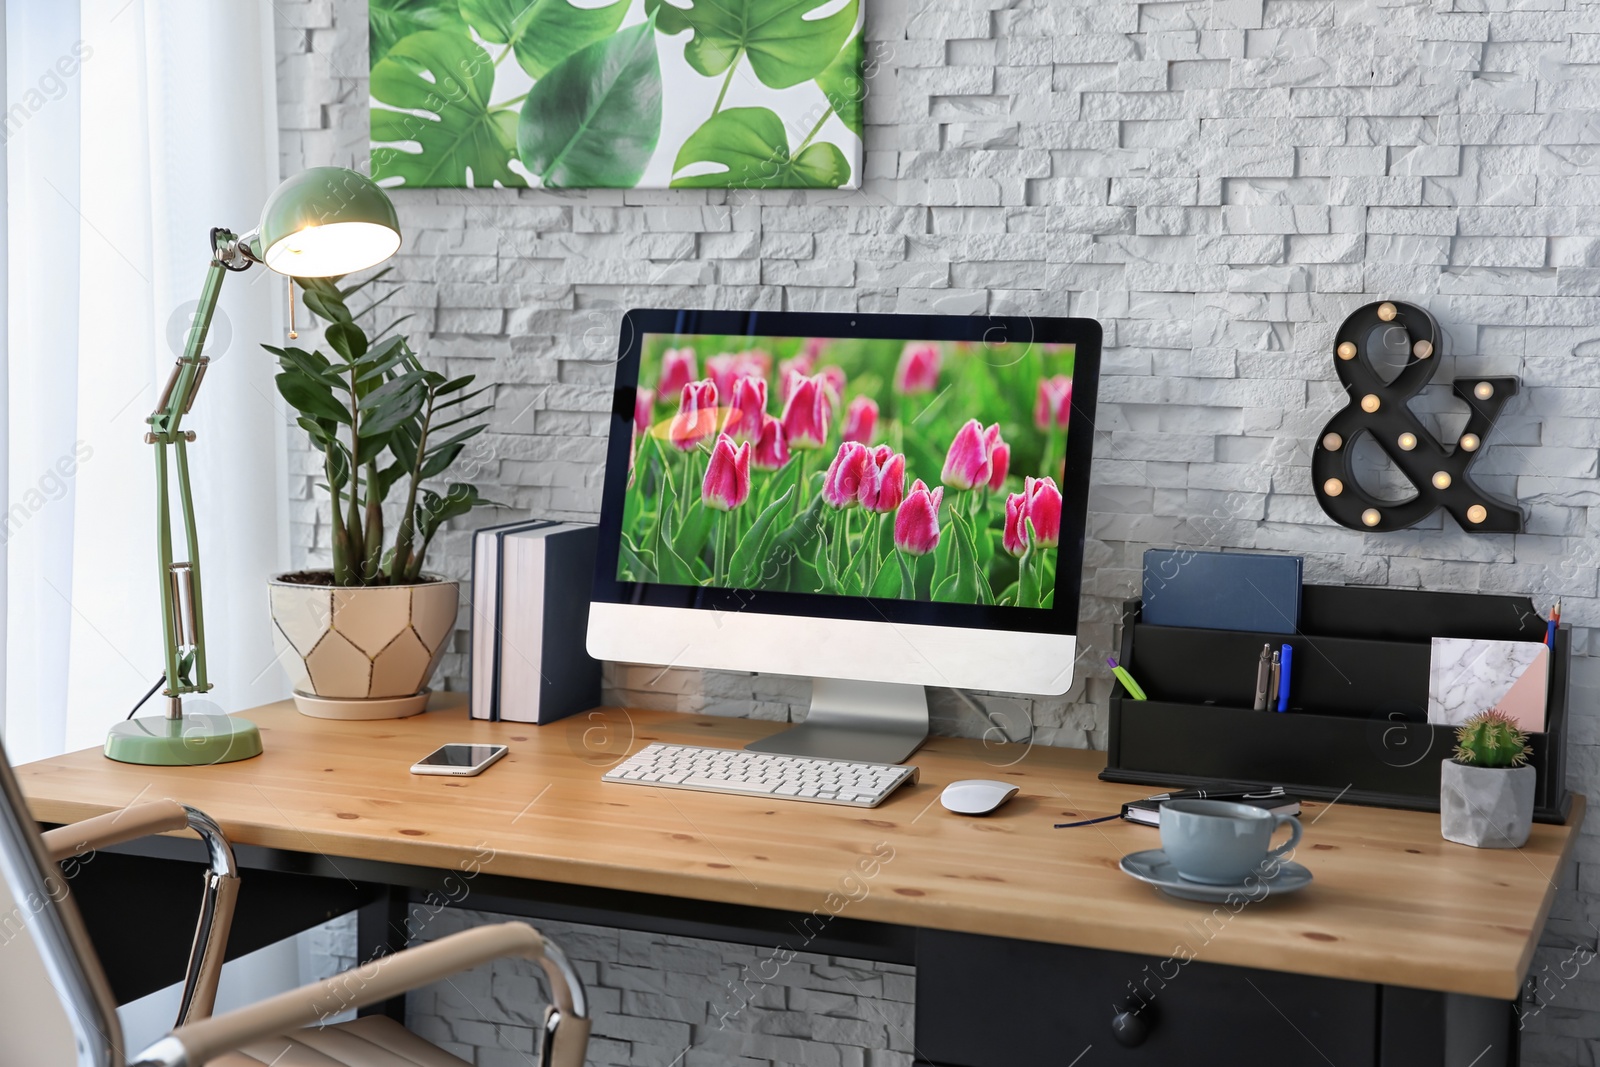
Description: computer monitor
588,310,1100,763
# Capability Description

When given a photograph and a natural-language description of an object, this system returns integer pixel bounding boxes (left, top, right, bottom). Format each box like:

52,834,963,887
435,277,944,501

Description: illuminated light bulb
1459,433,1480,452
1474,381,1494,400
1323,432,1343,451
1362,509,1382,527
1361,394,1380,413
1324,478,1344,497
1377,302,1397,322
1432,471,1451,490
1467,504,1487,524
1337,341,1357,360
1413,339,1433,359
1398,433,1416,451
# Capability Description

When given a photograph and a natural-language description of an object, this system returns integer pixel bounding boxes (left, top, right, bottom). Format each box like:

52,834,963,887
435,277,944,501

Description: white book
469,518,553,720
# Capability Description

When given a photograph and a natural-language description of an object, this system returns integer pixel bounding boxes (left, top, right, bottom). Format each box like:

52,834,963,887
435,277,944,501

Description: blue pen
1276,644,1293,712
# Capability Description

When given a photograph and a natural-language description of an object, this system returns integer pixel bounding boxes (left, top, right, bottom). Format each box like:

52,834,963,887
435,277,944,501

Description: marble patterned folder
1427,638,1549,732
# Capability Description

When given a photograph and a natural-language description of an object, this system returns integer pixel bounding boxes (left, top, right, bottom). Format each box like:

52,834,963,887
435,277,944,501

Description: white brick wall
274,0,1600,1062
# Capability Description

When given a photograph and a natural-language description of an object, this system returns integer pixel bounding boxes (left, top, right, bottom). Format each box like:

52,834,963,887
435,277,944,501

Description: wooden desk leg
356,887,409,1023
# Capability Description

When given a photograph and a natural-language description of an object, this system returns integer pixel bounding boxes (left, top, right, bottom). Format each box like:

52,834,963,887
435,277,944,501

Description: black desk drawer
916,930,1376,1067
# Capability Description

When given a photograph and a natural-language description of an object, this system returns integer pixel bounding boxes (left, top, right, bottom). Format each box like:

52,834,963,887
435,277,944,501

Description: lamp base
104,713,263,766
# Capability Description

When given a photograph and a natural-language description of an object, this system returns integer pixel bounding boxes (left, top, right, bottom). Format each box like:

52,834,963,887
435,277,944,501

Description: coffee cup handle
1266,814,1303,862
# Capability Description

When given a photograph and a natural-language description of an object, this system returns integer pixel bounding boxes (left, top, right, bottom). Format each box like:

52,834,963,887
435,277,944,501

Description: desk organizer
1104,584,1573,823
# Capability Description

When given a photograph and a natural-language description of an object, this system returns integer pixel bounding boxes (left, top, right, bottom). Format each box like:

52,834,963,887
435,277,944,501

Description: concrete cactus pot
1440,760,1535,849
269,574,458,719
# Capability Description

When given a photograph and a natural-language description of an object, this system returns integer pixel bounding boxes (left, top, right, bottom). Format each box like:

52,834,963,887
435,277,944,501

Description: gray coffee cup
1160,799,1303,885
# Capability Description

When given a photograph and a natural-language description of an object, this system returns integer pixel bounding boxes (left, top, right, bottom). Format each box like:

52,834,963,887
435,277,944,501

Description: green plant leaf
655,506,699,585
729,486,795,587
325,321,369,364
277,371,351,425
670,107,850,188
516,18,663,188
461,0,631,79
645,0,859,89
815,32,864,137
758,493,825,588
949,511,981,605
371,31,525,188
369,0,468,64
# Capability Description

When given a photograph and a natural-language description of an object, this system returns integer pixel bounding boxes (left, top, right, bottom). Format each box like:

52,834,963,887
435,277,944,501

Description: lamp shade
257,166,401,278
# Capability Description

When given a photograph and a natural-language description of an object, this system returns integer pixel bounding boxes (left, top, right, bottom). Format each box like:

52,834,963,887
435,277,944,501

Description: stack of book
469,519,601,723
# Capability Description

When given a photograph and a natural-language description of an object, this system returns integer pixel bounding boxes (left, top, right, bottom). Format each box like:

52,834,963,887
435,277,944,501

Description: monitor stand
744,678,928,764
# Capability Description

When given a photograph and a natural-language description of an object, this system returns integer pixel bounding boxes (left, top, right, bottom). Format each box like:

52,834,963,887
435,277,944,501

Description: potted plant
1440,708,1536,849
264,271,494,719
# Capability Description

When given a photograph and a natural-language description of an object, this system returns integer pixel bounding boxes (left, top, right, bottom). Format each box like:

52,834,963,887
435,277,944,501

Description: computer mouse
940,779,1020,816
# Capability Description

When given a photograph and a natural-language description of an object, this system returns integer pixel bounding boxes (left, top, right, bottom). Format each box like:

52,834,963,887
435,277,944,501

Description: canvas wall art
368,0,865,190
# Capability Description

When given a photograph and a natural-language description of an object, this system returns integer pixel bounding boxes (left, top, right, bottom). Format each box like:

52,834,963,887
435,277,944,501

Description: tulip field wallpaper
368,0,865,189
619,334,1076,608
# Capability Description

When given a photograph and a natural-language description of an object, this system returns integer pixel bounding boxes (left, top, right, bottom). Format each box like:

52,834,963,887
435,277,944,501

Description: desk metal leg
357,887,409,1023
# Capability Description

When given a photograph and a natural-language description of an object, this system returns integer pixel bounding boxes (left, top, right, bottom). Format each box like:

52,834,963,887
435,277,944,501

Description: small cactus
1453,708,1532,769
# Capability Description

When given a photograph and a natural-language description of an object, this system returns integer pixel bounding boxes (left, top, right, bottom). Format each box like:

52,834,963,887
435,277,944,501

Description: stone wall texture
274,0,1600,1062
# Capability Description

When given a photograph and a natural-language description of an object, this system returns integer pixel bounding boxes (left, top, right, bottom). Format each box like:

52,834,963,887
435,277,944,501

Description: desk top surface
16,696,1583,999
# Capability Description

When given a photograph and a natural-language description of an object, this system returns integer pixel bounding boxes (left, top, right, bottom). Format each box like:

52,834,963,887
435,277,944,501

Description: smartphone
410,743,508,777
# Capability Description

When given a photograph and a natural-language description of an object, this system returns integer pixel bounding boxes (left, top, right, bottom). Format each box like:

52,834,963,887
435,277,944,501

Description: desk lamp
104,167,402,765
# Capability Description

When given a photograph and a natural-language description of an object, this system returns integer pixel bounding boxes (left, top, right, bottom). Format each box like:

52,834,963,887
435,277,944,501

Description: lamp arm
145,228,259,714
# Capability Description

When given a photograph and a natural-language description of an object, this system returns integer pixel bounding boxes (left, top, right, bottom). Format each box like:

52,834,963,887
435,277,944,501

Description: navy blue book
1141,549,1302,634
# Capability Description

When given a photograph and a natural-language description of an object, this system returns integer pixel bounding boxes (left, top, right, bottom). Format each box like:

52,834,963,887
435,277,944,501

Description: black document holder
1103,584,1573,824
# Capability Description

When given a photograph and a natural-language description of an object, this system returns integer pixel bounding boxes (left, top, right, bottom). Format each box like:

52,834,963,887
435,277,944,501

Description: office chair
0,738,591,1067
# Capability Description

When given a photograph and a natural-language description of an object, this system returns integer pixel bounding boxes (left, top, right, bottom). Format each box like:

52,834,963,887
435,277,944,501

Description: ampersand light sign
1313,300,1524,534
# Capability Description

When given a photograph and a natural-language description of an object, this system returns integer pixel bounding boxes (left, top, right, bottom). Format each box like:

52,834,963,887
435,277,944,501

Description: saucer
1119,849,1313,903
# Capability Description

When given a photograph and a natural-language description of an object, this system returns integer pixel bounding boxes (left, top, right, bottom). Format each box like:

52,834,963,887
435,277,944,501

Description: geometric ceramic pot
268,574,458,720
1440,760,1535,849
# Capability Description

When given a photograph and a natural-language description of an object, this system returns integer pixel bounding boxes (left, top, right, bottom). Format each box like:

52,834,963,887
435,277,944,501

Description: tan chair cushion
207,1015,470,1067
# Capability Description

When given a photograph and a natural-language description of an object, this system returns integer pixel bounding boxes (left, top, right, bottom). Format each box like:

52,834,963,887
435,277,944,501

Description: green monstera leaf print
460,0,631,79
671,106,849,188
645,0,860,90
368,0,467,65
370,31,524,188
517,18,663,188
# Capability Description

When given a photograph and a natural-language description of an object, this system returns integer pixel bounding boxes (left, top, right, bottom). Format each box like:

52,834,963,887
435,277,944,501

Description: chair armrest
40,799,188,861
41,800,240,1025
137,922,590,1067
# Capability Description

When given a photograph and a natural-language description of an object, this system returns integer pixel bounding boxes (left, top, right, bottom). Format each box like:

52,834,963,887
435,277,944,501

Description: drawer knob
1111,996,1158,1048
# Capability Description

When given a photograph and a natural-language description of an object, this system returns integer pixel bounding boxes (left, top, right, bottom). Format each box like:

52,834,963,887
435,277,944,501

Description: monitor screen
619,330,1077,609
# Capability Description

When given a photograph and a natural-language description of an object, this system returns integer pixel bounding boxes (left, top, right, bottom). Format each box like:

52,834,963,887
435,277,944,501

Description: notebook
1427,637,1548,733
1141,549,1302,634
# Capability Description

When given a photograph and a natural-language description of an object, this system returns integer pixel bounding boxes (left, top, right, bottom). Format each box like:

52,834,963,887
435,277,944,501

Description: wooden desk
16,696,1583,1067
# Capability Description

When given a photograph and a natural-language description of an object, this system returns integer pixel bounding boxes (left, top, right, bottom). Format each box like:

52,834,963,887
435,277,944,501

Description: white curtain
5,0,288,764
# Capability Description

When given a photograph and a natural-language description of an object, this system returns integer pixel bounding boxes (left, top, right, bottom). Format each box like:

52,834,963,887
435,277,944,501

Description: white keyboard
603,743,919,807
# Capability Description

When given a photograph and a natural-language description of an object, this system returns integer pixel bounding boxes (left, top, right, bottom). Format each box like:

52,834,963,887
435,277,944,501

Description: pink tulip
984,423,1010,490
659,348,696,397
895,342,941,394
941,418,993,491
1025,476,1063,548
801,337,828,365
1035,375,1073,431
1002,492,1030,557
895,480,943,556
860,445,907,514
707,351,769,400
702,433,751,511
752,412,792,471
823,441,869,508
778,357,810,399
725,376,767,442
780,373,831,450
778,365,805,404
843,396,879,444
1003,476,1064,556
668,379,719,451
818,365,847,409
633,388,654,435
